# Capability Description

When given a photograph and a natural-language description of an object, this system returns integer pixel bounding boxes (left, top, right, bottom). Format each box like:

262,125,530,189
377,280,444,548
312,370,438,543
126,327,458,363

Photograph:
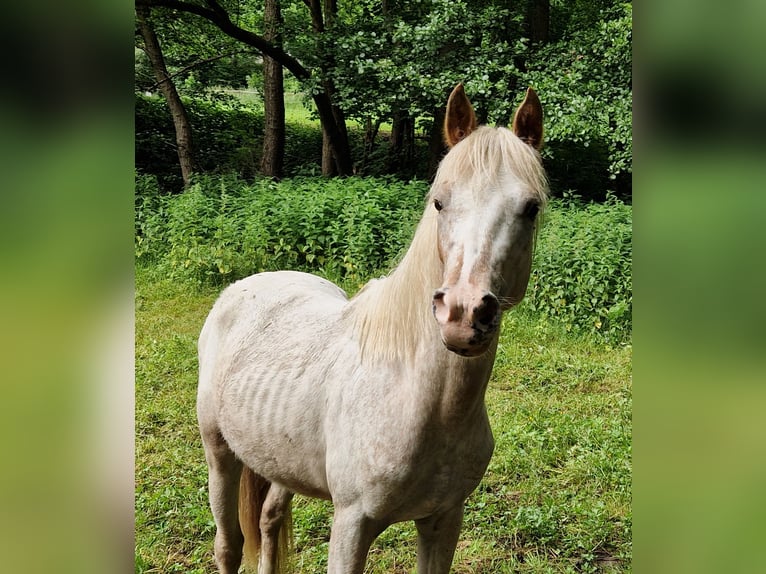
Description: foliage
135,174,428,286
525,194,632,343
136,174,631,342
135,1,632,194
134,5,259,95
136,93,328,190
136,90,435,187
135,267,631,573
326,0,527,125
525,3,632,195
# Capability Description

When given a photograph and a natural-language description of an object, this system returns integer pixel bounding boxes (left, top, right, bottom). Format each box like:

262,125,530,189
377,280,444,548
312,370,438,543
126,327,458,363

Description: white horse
197,84,547,573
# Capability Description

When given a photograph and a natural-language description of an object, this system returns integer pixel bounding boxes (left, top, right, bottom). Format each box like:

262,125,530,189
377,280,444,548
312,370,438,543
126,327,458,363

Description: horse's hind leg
201,426,244,574
257,483,294,574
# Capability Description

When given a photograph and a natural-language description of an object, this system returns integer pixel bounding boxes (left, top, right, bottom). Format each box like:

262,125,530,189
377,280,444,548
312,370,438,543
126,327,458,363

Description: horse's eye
524,201,540,220
434,199,443,212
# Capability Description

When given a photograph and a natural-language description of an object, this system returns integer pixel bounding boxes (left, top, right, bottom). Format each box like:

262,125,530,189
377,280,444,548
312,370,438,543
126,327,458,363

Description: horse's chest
412,426,494,500
339,419,494,521
412,451,491,518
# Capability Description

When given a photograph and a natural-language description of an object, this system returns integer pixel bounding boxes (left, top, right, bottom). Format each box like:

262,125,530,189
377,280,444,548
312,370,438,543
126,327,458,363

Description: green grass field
135,266,631,573
225,88,393,132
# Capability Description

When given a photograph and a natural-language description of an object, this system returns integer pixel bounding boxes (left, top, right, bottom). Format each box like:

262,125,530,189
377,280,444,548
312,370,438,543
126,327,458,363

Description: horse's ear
444,83,478,148
512,87,544,150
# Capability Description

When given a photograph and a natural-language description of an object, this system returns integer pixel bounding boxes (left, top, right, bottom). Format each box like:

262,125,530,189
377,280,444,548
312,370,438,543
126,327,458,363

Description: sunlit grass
226,88,394,132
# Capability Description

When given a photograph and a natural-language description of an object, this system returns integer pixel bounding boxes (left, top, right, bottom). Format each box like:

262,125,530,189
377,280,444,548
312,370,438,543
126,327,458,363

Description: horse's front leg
326,506,385,574
415,504,465,574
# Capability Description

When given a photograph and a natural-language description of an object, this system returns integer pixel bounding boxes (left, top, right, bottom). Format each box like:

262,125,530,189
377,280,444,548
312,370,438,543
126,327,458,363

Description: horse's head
430,84,547,357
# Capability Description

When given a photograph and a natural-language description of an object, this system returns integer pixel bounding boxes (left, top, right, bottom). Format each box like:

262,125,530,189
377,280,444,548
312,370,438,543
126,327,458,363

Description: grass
135,265,631,573
226,88,395,132
224,89,328,127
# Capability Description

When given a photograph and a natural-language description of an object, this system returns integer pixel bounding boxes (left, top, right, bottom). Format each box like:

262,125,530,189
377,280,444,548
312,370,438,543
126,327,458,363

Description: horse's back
198,271,349,496
200,270,347,353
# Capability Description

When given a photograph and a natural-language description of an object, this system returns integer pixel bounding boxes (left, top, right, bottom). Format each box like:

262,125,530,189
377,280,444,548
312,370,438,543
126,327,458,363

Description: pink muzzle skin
432,288,501,357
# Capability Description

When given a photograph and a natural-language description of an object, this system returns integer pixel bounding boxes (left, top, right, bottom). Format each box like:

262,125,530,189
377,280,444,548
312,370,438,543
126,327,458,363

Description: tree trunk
321,80,351,176
321,132,336,176
260,0,285,178
386,112,414,175
136,6,194,188
358,117,381,175
306,0,353,176
527,0,550,45
427,106,446,180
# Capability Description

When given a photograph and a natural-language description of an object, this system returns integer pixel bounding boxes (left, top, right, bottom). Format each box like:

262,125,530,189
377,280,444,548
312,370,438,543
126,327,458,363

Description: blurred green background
2,1,766,572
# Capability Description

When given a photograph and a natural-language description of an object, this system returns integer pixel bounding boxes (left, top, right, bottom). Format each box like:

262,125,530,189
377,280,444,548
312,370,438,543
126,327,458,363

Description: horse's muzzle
432,288,501,357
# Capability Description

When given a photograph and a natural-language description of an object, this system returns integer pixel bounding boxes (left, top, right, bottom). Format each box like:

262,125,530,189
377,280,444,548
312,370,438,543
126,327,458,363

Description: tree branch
305,0,324,33
135,0,311,80
141,49,257,92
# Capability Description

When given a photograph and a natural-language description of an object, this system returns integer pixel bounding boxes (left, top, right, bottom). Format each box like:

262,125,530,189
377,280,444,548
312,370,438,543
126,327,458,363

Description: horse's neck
348,210,497,422
381,264,498,425
416,336,499,425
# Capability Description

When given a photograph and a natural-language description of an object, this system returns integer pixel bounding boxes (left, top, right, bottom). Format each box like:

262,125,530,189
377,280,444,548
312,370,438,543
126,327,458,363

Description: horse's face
431,86,545,358
430,144,542,357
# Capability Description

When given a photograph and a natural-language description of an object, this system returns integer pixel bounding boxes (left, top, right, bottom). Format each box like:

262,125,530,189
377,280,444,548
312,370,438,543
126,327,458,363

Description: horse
197,84,548,574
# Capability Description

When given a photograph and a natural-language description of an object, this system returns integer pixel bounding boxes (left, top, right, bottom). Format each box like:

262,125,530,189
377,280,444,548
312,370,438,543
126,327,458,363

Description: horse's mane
346,126,548,364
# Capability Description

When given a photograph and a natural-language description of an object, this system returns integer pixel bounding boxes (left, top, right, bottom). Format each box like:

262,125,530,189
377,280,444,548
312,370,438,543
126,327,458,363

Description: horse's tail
238,467,293,573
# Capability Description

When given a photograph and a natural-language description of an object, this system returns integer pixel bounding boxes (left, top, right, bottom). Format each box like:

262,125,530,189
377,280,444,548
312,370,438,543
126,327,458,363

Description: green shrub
135,93,433,189
135,174,428,285
134,172,165,261
135,94,264,190
136,175,631,342
525,195,632,343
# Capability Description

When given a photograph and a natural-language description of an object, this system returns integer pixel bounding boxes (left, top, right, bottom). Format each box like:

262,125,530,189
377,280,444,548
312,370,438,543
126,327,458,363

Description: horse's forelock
434,126,548,208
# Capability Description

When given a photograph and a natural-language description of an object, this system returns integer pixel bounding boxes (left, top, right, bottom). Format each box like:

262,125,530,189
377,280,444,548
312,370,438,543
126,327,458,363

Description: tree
524,2,632,195
136,6,195,186
526,0,550,45
303,0,350,175
135,0,354,176
327,0,529,176
134,0,632,191
261,0,285,178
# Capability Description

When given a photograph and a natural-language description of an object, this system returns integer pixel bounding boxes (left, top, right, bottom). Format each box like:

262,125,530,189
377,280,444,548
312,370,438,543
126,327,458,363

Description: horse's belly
218,369,332,498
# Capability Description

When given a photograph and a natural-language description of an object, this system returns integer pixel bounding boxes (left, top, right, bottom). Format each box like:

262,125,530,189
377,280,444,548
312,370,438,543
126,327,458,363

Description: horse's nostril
432,289,449,321
473,293,500,328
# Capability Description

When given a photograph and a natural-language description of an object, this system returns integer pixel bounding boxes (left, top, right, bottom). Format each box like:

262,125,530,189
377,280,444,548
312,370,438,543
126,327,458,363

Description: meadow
135,176,632,573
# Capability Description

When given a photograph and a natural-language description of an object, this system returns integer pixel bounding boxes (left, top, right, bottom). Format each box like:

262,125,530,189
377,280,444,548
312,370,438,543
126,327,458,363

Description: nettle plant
525,195,632,343
135,174,428,286
135,174,632,342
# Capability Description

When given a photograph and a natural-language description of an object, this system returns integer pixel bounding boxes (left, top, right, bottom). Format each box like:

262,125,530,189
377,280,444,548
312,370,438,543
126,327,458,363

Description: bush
135,173,428,285
135,94,265,190
135,94,327,191
525,195,632,343
135,93,432,189
136,174,631,342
